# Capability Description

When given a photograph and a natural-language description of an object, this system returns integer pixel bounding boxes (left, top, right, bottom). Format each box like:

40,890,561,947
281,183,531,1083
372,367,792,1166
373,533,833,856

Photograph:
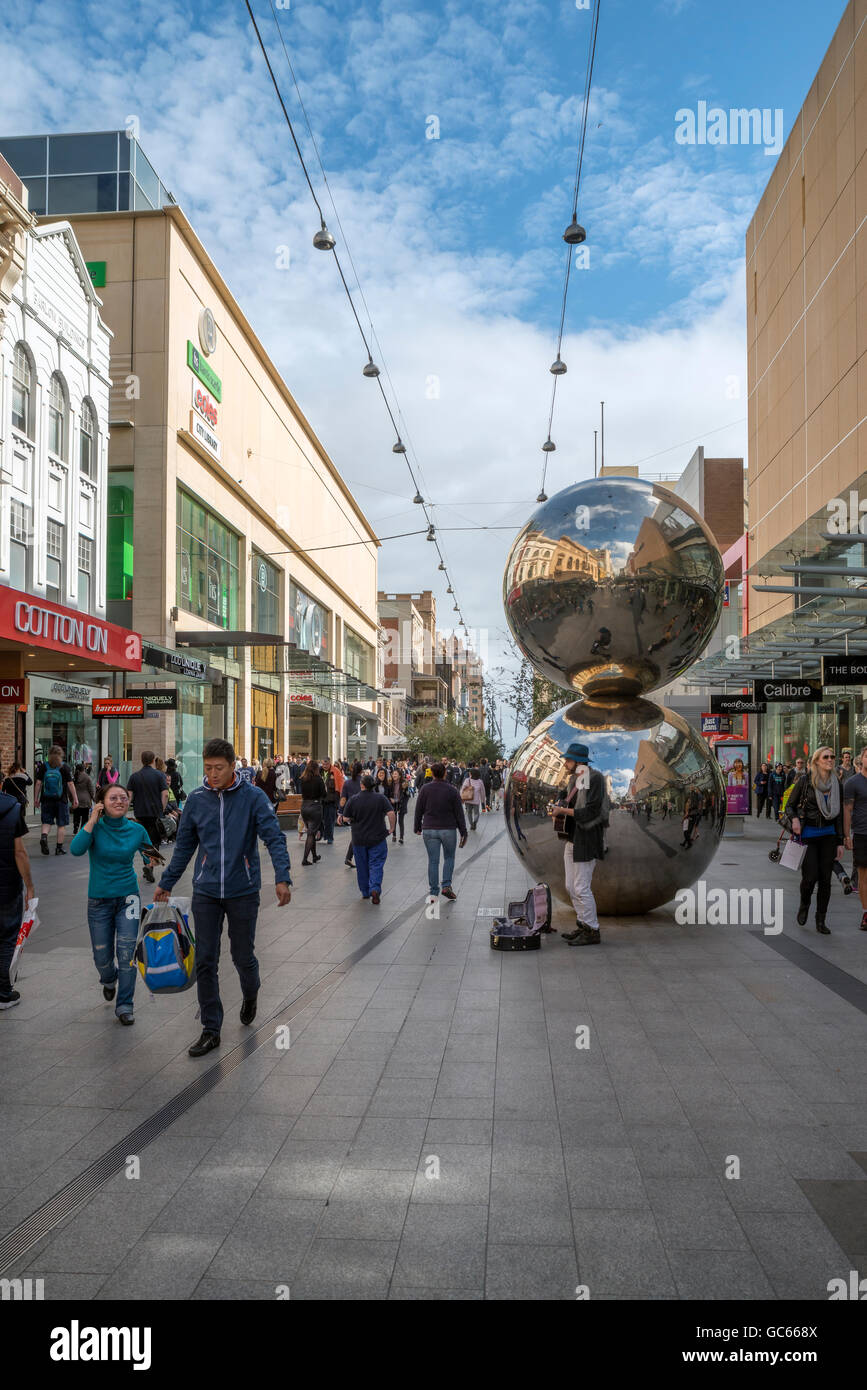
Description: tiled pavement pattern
2,810,867,1300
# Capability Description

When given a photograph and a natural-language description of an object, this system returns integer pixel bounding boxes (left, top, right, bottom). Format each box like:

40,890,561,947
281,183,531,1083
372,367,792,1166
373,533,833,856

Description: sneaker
55,845,66,855
240,995,258,1026
103,984,116,1002
567,926,601,946
117,1012,135,1026
0,989,21,1010
40,836,49,856
188,1029,221,1057
441,887,457,901
860,913,867,932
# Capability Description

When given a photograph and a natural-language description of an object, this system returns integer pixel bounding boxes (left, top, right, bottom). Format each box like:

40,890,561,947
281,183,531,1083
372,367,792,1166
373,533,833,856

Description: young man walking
0,786,34,1008
127,750,170,883
414,761,467,902
154,738,292,1057
34,746,78,855
342,774,394,904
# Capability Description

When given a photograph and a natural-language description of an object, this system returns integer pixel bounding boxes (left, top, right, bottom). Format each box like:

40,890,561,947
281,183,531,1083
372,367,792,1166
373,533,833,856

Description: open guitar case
490,883,553,951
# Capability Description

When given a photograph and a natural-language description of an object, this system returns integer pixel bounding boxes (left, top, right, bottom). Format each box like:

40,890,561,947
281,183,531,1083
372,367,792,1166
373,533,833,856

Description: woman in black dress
299,760,326,866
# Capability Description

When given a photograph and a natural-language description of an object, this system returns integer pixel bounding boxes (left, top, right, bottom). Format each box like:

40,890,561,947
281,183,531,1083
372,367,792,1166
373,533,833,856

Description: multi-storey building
0,157,141,769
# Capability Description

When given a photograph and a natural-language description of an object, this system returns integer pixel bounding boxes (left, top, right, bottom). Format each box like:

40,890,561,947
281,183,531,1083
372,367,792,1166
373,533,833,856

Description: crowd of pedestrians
0,743,508,1031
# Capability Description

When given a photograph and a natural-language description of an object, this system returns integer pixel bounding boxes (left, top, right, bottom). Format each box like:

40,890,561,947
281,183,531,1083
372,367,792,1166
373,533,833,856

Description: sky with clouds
0,0,848,743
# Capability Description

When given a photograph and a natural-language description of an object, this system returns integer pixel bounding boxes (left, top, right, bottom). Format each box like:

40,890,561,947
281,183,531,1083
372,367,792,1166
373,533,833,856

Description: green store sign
187,341,222,401
86,261,106,288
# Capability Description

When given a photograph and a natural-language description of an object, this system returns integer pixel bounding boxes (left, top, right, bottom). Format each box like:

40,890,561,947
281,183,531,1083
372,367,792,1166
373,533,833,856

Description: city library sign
0,585,142,671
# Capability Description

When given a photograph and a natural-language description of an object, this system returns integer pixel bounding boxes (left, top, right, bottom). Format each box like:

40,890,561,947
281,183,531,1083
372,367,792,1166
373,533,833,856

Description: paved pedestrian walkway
1,810,866,1300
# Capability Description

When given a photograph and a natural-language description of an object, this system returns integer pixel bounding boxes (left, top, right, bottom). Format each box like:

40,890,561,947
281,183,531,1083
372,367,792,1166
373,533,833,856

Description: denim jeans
354,839,388,896
466,803,480,829
87,894,140,1015
192,892,261,1033
423,828,457,893
322,802,337,843
0,886,24,994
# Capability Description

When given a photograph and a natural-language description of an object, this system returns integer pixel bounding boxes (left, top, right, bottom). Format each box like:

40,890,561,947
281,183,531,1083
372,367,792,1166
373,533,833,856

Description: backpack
42,765,63,798
133,899,196,994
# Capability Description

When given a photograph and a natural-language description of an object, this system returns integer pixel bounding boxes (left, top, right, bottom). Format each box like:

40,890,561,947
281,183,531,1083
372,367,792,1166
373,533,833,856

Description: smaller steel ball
503,477,724,698
504,697,726,916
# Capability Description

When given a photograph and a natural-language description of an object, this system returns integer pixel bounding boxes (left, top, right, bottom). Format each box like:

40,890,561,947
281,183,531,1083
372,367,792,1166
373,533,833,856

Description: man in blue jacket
155,738,292,1057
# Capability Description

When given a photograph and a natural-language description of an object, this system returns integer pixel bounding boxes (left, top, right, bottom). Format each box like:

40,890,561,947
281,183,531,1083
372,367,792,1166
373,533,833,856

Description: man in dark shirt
342,775,395,904
0,789,34,1008
338,763,364,869
127,751,169,883
843,747,867,930
414,762,467,901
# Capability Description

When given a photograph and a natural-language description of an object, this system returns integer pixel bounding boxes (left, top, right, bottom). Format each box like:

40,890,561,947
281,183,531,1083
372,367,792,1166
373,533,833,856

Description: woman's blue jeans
423,828,457,893
87,894,140,1015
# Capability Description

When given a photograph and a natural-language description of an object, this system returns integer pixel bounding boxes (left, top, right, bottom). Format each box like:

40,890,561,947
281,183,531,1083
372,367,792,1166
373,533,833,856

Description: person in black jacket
338,762,364,868
320,758,340,845
787,746,844,935
299,761,326,866
548,742,605,946
387,768,409,844
768,762,786,820
414,762,467,900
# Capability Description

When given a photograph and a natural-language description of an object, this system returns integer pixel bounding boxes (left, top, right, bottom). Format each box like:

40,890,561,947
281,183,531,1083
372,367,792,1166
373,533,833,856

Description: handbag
780,835,807,871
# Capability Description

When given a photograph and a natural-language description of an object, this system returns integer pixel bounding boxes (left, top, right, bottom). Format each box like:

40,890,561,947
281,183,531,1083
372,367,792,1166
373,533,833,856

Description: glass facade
0,132,175,217
34,696,99,768
251,553,281,677
176,488,240,630
344,627,374,686
252,687,278,762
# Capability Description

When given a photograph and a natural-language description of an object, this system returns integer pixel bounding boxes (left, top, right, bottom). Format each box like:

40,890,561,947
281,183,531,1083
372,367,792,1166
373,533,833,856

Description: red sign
93,697,144,718
289,692,314,704
0,678,28,704
0,586,142,671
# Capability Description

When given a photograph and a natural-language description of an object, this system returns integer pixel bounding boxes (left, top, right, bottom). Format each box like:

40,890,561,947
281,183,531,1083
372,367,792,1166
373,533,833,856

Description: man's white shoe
425,894,437,905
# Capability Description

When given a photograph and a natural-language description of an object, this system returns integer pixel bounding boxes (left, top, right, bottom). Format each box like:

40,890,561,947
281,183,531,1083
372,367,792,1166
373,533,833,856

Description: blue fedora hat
563,742,591,763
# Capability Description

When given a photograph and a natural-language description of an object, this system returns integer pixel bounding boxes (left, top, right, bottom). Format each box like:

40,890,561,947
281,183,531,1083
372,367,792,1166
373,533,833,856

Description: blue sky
0,0,849,740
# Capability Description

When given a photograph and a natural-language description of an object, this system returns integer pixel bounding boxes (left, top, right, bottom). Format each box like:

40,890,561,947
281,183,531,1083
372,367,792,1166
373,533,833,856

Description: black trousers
800,836,837,918
137,816,161,849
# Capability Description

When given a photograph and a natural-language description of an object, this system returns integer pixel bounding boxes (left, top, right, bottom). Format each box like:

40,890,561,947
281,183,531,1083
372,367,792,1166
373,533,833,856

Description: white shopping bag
10,897,39,983
780,836,807,871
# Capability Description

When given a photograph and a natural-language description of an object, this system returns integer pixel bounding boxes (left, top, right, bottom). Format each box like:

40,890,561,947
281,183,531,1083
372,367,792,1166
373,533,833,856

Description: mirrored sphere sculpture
504,698,727,916
503,477,725,698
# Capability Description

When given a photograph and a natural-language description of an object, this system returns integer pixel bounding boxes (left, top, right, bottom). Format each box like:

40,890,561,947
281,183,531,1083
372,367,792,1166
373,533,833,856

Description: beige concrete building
743,0,867,759
42,199,380,775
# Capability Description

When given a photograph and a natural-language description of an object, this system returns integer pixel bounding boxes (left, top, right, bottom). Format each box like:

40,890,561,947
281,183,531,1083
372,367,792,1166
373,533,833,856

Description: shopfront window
107,473,134,612
34,696,99,768
344,628,374,686
252,553,281,675
252,687,277,763
176,488,240,630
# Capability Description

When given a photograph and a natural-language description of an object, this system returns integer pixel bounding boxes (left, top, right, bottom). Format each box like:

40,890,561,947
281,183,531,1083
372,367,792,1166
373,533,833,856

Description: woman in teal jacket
71,783,163,1024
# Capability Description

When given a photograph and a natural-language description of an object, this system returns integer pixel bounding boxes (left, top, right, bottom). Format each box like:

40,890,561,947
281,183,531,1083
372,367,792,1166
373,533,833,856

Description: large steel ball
504,698,726,916
503,477,724,698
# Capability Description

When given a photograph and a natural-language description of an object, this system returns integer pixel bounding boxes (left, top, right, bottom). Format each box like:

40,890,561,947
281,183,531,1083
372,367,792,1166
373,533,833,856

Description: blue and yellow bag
134,900,196,994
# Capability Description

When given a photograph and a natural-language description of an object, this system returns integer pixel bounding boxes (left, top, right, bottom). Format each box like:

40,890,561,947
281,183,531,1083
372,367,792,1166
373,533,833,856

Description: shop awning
176,629,383,703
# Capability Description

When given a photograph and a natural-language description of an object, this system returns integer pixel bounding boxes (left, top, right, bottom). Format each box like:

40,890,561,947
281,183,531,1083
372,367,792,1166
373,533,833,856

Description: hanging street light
313,220,336,250
563,219,586,245
542,438,556,452
362,357,380,378
392,439,406,453
550,357,567,375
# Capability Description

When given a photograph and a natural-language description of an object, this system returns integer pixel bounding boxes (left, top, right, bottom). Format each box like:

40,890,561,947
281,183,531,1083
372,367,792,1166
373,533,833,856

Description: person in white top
461,768,486,831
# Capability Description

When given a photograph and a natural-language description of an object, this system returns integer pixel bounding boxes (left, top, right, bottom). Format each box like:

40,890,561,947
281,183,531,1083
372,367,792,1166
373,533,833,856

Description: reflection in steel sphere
503,477,724,698
504,698,726,916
